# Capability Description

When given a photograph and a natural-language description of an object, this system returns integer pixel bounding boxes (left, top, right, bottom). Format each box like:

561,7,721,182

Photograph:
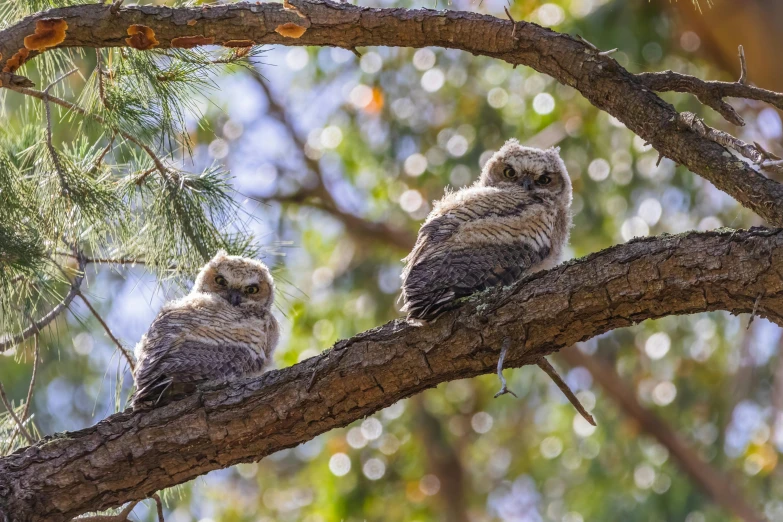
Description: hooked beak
227,289,243,306
522,177,533,191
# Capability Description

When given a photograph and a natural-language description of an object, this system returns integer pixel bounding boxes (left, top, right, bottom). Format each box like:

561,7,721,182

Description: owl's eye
502,167,516,179
536,174,552,186
245,284,260,295
214,275,228,286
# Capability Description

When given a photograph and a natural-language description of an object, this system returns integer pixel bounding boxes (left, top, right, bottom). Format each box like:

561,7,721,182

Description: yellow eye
536,174,552,186
215,275,228,286
502,167,516,179
245,285,259,295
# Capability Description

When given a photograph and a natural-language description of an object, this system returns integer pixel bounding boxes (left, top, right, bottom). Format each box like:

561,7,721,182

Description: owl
131,251,279,408
400,139,572,323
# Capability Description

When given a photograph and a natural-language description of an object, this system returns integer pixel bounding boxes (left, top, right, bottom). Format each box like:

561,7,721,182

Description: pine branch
76,290,135,372
0,254,86,353
3,83,169,176
6,335,40,450
2,2,783,224
0,378,34,444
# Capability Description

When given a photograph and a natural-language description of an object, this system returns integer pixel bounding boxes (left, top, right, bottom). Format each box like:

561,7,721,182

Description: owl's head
192,251,275,310
479,139,572,207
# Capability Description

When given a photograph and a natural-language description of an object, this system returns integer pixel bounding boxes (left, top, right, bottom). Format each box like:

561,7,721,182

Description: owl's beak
521,177,533,191
227,289,243,306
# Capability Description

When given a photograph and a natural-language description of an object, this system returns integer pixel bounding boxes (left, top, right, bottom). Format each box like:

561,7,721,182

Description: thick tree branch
2,1,783,224
560,347,763,522
2,228,783,521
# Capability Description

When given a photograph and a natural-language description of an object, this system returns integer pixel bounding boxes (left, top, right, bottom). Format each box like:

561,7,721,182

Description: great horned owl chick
131,251,279,408
401,139,572,323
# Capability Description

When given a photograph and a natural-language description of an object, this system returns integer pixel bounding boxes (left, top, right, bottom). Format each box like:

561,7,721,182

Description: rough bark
2,228,783,521
1,1,783,225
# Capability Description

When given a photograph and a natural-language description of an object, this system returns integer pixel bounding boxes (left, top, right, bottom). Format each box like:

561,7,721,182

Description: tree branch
2,1,783,224
6,335,40,450
636,71,783,127
2,228,783,521
76,290,136,372
0,254,86,353
560,346,763,522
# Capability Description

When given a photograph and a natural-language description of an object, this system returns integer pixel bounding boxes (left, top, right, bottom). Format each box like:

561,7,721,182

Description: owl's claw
494,338,518,399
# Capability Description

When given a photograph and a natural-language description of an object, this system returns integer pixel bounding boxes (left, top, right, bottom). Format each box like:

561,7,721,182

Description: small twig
598,48,618,56
76,291,136,371
0,376,34,444
747,292,763,330
94,49,113,113
7,335,40,448
493,338,517,398
737,45,748,85
151,494,165,522
44,68,79,195
134,166,157,186
94,135,115,171
677,111,770,166
537,357,596,426
110,0,124,15
762,159,783,169
350,47,362,58
575,34,598,51
503,7,518,40
656,152,664,167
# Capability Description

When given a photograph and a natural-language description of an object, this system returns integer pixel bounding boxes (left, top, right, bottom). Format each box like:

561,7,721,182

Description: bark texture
1,1,782,225
2,229,783,521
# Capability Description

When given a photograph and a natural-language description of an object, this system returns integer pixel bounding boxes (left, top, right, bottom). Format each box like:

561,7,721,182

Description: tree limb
2,228,783,521
560,346,764,522
2,1,783,224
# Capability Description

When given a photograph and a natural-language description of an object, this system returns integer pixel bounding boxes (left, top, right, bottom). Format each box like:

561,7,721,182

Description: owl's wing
132,340,266,405
401,194,551,322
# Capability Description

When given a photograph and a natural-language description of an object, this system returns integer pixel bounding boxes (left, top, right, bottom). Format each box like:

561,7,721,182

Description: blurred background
2,0,783,520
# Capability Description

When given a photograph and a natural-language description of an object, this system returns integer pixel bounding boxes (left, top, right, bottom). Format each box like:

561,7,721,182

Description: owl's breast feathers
131,294,278,407
401,185,566,322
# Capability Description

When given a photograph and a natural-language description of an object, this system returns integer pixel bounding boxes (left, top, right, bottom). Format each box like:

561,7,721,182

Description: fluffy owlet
131,251,279,408
401,139,572,323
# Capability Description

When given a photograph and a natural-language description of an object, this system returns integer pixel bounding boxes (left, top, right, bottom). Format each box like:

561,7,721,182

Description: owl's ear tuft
549,146,562,154
210,250,228,263
503,138,521,147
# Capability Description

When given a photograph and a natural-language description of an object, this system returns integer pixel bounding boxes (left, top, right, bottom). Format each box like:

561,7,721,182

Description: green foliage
1,0,781,521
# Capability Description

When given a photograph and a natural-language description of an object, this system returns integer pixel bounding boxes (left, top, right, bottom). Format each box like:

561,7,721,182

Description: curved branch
636,70,783,127
0,255,86,353
1,228,783,521
2,1,783,224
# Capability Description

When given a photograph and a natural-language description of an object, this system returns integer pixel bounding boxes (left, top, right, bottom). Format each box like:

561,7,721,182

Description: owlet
131,251,279,407
401,139,572,323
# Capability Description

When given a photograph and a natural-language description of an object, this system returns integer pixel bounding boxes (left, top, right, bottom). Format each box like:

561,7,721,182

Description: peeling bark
2,1,783,224
1,229,783,521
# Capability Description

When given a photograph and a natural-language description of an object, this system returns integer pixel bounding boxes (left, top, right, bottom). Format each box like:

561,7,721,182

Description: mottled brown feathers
400,140,572,323
131,252,279,408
